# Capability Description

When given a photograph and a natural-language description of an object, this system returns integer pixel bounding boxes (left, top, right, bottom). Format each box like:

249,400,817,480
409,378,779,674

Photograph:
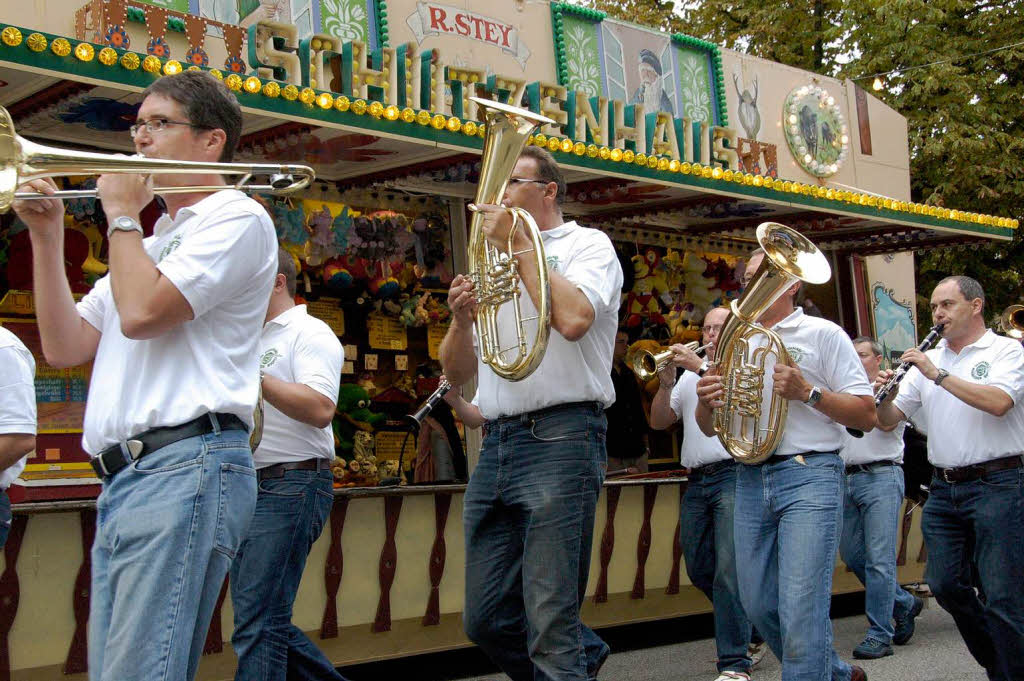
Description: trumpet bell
998,304,1024,340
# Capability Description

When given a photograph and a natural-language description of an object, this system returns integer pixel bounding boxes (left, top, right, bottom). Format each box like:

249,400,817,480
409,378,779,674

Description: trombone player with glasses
440,144,622,681
695,246,876,681
11,70,277,681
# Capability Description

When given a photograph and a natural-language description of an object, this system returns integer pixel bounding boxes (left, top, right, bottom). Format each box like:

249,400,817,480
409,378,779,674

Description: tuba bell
466,96,555,381
713,222,832,464
997,304,1024,340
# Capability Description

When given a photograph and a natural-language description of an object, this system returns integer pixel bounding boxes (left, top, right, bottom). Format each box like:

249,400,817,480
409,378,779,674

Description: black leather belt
763,450,836,466
846,460,897,475
90,413,247,479
257,458,329,481
688,459,737,479
935,455,1023,483
490,401,603,425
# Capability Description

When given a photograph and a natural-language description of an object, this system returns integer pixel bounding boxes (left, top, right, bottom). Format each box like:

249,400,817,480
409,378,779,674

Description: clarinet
847,322,944,438
405,378,453,429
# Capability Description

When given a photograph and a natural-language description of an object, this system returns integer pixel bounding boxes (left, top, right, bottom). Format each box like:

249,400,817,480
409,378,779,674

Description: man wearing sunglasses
441,146,622,680
12,70,276,681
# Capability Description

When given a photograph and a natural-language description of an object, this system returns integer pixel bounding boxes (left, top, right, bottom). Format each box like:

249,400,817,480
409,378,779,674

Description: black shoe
853,638,893,659
893,596,924,645
850,665,868,681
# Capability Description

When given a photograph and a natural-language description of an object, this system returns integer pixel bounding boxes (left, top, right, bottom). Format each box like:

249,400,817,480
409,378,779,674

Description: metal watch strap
697,361,710,377
934,369,950,386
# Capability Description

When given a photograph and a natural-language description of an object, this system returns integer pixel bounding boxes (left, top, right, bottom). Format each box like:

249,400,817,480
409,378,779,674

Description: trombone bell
998,304,1024,340
0,104,314,213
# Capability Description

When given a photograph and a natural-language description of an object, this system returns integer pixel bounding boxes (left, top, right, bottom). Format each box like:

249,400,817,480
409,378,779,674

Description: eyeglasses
129,118,207,138
702,325,723,333
508,178,550,186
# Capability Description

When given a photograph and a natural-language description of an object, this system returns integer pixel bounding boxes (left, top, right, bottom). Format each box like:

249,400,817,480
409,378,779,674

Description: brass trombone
997,304,1024,340
0,105,314,213
632,341,711,382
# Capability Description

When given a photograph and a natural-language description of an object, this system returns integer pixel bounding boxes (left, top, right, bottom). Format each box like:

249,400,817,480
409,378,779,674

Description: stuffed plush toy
333,383,385,453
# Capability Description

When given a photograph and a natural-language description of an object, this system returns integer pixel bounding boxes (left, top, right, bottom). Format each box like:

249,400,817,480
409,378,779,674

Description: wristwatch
107,215,143,238
696,360,711,377
804,385,824,406
934,369,950,386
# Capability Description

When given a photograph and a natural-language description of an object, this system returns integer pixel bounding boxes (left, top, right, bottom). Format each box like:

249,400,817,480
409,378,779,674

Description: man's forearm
876,401,907,428
940,376,1014,416
440,322,477,386
695,402,716,437
515,257,594,342
30,232,93,368
261,376,336,428
815,392,876,432
649,385,676,430
0,434,35,471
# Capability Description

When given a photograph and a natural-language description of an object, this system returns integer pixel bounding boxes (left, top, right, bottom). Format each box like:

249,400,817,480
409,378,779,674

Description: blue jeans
735,453,854,681
680,462,752,673
230,467,345,681
840,465,917,644
89,426,257,681
921,467,1024,681
0,489,10,549
463,403,609,681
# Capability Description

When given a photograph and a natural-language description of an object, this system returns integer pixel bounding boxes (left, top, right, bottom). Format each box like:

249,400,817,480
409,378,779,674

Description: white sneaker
714,672,751,681
748,641,767,668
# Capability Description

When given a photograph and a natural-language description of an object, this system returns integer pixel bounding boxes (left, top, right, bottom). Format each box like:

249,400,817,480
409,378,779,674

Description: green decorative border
372,0,388,47
125,6,187,33
671,33,726,128
550,2,604,88
0,23,1014,239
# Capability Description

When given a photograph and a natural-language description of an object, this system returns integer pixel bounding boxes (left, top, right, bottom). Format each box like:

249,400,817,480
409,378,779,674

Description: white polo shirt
892,329,1024,468
255,305,342,468
841,421,905,466
670,371,732,468
474,221,623,420
76,190,277,455
759,308,873,456
0,328,35,490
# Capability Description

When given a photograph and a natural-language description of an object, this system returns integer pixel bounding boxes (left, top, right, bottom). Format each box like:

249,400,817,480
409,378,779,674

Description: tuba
997,304,1024,339
713,223,832,464
466,96,555,381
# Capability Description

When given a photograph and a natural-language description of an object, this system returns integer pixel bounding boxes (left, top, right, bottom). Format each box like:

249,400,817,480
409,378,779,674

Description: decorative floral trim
373,0,389,47
672,33,727,128
185,46,209,67
103,24,130,50
548,2,604,87
146,36,170,59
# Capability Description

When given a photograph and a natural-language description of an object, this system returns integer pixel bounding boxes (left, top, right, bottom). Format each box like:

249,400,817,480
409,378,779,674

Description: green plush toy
333,383,385,453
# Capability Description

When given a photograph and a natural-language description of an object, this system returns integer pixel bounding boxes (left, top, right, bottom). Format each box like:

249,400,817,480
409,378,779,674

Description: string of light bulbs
857,40,1024,90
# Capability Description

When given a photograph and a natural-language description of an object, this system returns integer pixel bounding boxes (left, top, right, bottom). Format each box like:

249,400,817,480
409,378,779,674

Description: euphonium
997,304,1024,340
632,341,710,382
713,223,832,464
466,96,555,381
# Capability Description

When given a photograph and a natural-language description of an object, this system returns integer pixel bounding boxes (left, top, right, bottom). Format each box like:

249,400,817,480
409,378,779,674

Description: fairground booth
0,1,1017,678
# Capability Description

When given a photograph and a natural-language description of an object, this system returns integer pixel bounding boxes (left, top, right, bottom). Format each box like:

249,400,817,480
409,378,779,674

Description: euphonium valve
466,96,555,381
713,223,832,464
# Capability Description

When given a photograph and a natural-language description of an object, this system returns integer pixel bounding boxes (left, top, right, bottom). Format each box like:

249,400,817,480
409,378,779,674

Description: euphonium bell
713,223,831,464
631,341,709,382
466,96,555,381
997,304,1024,340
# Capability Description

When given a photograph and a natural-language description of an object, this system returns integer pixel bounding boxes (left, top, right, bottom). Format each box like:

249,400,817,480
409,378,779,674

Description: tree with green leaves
572,0,1024,332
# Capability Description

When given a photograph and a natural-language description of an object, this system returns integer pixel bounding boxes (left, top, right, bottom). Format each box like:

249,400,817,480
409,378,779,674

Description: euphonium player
876,276,1024,681
695,249,876,681
440,146,622,680
12,70,275,680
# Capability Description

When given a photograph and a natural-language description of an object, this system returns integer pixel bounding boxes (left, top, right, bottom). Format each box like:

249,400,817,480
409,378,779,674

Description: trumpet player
875,276,1024,681
650,306,759,681
440,146,622,680
12,70,276,681
695,249,876,681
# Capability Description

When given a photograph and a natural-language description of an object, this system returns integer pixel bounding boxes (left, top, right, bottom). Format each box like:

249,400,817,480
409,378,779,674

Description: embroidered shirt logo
158,234,182,262
546,255,560,272
259,349,281,368
787,346,806,364
971,361,990,380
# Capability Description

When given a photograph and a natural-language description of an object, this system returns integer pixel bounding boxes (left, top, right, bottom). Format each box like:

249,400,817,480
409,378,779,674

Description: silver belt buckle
942,467,955,483
126,439,144,459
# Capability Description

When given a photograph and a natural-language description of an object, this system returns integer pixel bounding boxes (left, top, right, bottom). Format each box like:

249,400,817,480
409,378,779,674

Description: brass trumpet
997,304,1024,340
713,223,831,464
0,105,314,212
466,96,555,381
632,341,710,382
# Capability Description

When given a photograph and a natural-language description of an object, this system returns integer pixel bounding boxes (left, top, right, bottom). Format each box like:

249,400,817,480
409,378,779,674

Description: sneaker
714,673,751,681
850,665,868,681
747,640,767,668
893,595,924,645
853,637,893,659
